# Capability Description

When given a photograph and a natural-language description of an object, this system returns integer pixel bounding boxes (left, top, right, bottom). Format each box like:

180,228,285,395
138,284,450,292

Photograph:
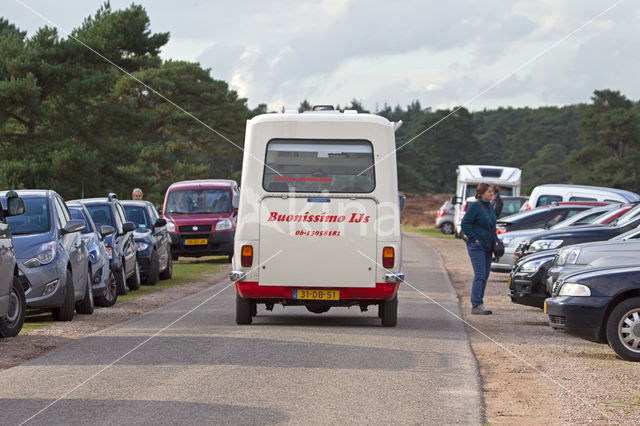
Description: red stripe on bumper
235,281,399,301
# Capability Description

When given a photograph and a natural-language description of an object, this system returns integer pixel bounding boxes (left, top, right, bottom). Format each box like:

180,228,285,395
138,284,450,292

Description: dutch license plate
184,238,208,246
294,289,339,300
543,301,547,314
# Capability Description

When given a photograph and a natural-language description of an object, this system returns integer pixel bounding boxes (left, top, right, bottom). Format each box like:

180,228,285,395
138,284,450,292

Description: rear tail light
496,228,507,235
523,202,531,210
436,208,444,218
241,245,253,267
382,247,395,269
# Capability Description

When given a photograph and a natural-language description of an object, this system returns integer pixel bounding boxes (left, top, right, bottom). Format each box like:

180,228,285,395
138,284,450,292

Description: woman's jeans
467,242,492,307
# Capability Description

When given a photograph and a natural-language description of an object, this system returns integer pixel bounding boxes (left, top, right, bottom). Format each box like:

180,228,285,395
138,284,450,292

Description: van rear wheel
236,293,253,325
380,296,398,327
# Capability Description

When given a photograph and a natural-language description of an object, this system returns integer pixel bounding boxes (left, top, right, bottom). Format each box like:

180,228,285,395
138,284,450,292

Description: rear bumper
235,281,400,302
170,231,234,257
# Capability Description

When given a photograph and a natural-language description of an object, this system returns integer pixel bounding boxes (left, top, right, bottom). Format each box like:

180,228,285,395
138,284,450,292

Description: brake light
382,247,395,268
436,208,444,218
496,228,507,235
524,202,531,210
241,245,253,267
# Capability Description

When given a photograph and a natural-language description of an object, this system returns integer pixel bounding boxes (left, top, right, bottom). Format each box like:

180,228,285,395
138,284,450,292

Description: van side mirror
100,224,115,238
154,218,167,227
122,222,135,233
6,195,25,217
399,195,406,211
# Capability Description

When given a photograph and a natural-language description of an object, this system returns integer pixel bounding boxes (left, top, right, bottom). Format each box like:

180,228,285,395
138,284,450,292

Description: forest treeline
2,3,640,205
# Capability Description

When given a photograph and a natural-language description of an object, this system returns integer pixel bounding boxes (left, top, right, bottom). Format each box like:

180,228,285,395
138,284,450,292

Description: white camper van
452,165,522,237
230,107,404,326
522,184,640,210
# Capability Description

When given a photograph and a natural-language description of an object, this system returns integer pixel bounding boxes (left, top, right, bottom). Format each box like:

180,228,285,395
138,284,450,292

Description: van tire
0,277,26,338
236,294,253,325
52,271,75,322
380,295,398,327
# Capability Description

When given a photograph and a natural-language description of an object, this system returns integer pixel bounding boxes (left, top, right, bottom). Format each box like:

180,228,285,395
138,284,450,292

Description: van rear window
263,139,375,193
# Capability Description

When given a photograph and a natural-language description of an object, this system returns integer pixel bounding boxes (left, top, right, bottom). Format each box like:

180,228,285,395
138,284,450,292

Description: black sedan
122,200,172,285
545,265,640,362
497,203,604,234
508,249,559,309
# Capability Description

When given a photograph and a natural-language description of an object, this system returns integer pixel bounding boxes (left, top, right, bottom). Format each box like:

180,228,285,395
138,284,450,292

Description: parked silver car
0,192,26,338
435,200,454,234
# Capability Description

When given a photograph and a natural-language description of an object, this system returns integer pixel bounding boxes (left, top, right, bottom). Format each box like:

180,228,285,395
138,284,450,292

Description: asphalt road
0,234,482,425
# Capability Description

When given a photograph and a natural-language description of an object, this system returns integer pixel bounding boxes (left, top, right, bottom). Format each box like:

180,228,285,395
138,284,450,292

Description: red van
162,179,239,261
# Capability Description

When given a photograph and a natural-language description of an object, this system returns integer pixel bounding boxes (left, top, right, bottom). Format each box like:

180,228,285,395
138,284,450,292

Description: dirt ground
401,193,450,227
424,233,639,425
0,269,229,371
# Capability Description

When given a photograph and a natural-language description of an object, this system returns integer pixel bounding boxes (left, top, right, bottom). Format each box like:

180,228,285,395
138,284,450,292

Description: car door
53,195,83,298
148,204,169,267
115,202,136,275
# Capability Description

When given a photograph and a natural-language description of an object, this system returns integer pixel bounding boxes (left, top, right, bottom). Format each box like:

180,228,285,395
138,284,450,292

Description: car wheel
380,295,398,327
440,222,454,235
0,277,26,338
127,261,141,291
145,250,160,286
52,271,75,322
235,293,253,325
95,270,118,307
115,266,128,295
159,251,173,280
75,266,95,314
606,297,640,362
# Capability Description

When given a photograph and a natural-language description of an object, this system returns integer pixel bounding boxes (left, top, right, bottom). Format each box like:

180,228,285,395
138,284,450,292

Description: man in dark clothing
491,185,503,217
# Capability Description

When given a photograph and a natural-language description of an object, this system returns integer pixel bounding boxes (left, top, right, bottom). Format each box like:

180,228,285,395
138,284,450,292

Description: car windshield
7,197,51,235
498,206,549,223
549,207,610,230
86,205,115,228
166,189,231,214
262,139,375,193
124,205,150,229
69,207,94,234
615,204,640,226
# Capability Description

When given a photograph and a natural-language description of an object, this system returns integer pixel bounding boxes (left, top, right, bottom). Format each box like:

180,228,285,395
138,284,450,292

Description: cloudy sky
3,0,639,111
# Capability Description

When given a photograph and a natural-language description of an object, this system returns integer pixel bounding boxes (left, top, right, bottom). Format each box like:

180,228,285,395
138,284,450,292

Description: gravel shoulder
421,232,639,425
0,268,230,371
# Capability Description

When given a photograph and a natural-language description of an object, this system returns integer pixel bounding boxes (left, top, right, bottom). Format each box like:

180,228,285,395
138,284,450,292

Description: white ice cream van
230,107,404,326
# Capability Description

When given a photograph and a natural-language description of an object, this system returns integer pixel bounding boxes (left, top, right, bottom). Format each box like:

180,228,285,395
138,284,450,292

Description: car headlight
136,242,150,252
166,221,176,233
89,250,98,264
216,219,233,231
529,239,563,252
559,282,591,296
556,247,582,266
24,242,57,268
519,257,549,274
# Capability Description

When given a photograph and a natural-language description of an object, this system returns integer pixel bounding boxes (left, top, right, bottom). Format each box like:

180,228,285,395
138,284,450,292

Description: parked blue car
2,190,93,321
67,202,118,307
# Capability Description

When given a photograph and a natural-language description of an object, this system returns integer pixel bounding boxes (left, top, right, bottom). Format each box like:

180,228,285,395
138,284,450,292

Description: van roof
457,164,521,184
167,179,237,190
533,184,640,200
248,111,393,127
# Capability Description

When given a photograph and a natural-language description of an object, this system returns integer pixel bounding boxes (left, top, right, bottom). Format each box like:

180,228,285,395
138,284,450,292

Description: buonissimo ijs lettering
267,212,370,223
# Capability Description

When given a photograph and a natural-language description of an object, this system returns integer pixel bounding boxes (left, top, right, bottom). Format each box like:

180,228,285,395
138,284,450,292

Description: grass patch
21,256,227,334
118,256,228,303
402,225,455,239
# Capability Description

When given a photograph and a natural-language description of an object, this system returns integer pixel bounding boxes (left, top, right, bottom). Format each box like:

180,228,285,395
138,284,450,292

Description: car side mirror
6,195,25,217
61,219,85,234
450,195,459,205
100,224,115,239
154,218,167,227
122,222,135,233
399,195,406,211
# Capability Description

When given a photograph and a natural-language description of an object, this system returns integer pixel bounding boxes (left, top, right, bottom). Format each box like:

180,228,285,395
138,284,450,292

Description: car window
569,196,597,202
6,197,51,235
536,195,562,207
544,211,567,228
502,199,523,216
124,205,150,229
69,207,94,234
53,196,68,228
263,139,375,193
604,199,620,203
87,205,115,228
148,204,159,222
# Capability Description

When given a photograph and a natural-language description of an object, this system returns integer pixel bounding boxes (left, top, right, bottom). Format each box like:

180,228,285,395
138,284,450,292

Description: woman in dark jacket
461,183,496,315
